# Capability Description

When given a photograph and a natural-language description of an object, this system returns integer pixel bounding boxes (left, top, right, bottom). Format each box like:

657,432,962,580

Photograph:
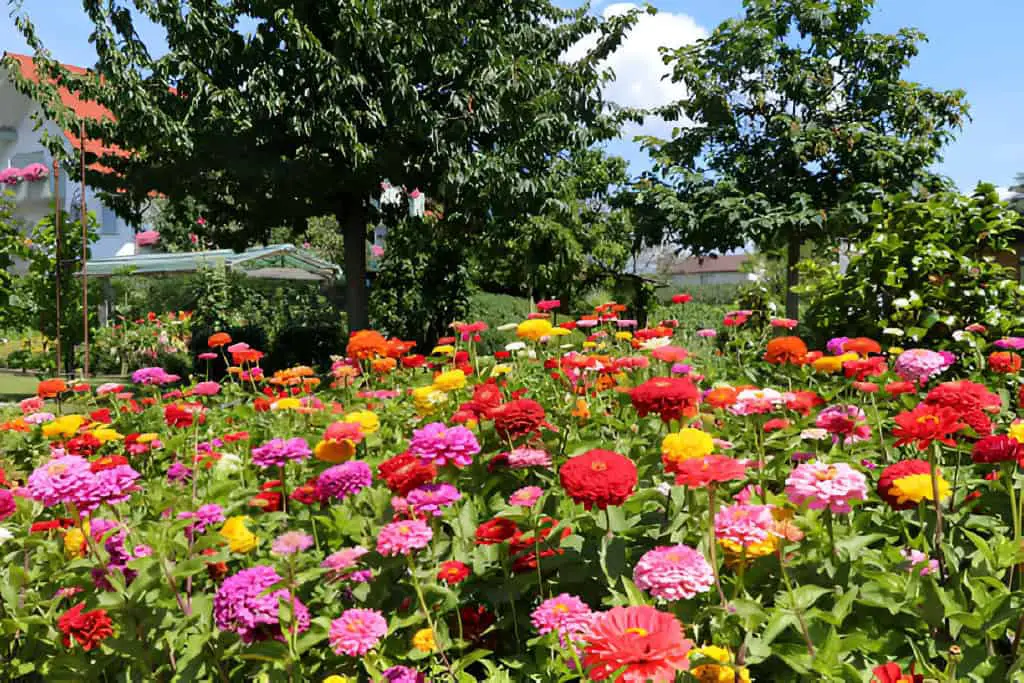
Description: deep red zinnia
475,518,520,545
559,449,637,510
630,377,700,423
378,452,438,496
971,435,1024,465
892,404,964,451
491,399,551,440
58,603,114,651
923,380,1001,436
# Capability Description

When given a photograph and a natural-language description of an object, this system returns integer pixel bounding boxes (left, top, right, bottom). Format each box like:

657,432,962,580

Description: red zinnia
784,390,823,416
885,381,917,397
843,355,888,380
673,455,748,488
871,662,924,683
510,517,571,573
989,351,1022,374
583,605,693,682
671,294,692,304
437,560,471,584
475,518,520,545
490,399,551,440
630,377,700,423
892,404,964,451
971,435,1024,465
89,408,112,424
58,603,114,651
877,460,932,510
923,380,1001,436
560,450,637,510
164,403,205,428
378,452,437,496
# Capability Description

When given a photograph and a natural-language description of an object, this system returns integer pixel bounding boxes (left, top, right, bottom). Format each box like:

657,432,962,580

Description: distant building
1,53,141,260
663,254,753,286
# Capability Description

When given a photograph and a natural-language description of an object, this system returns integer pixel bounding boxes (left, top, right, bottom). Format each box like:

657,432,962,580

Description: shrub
799,185,1024,346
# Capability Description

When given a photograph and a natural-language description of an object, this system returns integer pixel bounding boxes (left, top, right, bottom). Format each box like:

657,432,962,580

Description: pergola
80,243,343,324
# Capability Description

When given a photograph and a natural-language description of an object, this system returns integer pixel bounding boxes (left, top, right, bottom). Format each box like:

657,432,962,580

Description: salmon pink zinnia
329,608,387,656
785,462,867,513
583,605,693,682
376,519,433,556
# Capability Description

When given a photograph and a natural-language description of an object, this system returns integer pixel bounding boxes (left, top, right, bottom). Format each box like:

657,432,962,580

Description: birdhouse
408,188,425,218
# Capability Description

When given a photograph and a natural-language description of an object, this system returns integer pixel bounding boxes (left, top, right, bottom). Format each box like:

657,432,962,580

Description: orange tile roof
5,52,127,173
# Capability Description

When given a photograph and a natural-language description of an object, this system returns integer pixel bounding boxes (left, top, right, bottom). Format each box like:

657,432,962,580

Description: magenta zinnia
329,608,387,656
376,519,433,556
633,545,714,601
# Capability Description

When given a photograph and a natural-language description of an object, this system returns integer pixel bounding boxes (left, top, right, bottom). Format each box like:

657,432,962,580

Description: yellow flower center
625,627,648,636
591,461,607,472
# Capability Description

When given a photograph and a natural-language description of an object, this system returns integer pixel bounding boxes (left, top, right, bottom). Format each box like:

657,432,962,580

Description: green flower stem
406,555,455,681
706,486,728,607
929,443,948,582
776,542,815,658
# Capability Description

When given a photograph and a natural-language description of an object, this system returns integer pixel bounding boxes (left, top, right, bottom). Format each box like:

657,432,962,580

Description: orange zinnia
346,330,389,360
842,337,882,356
207,332,232,348
37,378,68,398
764,336,808,365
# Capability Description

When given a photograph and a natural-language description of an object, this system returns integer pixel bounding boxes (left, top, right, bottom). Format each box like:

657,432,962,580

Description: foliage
0,190,29,331
7,1,638,330
630,0,969,315
465,291,533,354
798,185,1024,344
370,216,476,347
90,311,192,376
475,148,633,306
14,206,99,373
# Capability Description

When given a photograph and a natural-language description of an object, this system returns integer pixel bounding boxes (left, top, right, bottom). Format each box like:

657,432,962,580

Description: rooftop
81,244,341,281
666,254,750,275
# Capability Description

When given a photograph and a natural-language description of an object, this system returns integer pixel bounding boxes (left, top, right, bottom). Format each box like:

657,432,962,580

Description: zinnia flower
971,435,1023,464
251,437,312,468
475,518,520,545
892,404,964,450
894,349,953,384
378,453,437,495
661,428,714,473
673,456,748,488
214,566,309,643
633,545,713,601
730,388,783,416
219,516,258,553
582,605,693,682
437,560,470,584
329,608,387,655
377,519,433,556
531,593,593,642
271,531,314,556
923,380,1001,436
630,377,700,423
408,422,481,468
559,449,637,510
58,603,114,650
346,330,389,360
785,462,867,513
491,399,551,440
877,460,950,510
407,483,461,516
815,405,872,445
714,504,775,549
690,645,751,683
764,336,807,365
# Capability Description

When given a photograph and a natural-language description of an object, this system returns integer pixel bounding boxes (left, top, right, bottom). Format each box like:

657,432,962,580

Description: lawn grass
0,371,42,402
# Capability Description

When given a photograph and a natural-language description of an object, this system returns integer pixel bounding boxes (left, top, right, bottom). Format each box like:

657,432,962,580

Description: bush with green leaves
798,185,1024,346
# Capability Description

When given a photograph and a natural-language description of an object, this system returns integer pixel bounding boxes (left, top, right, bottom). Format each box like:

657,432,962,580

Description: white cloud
566,2,708,140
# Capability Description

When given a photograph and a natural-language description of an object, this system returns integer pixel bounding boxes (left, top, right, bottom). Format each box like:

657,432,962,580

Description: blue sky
3,0,1020,190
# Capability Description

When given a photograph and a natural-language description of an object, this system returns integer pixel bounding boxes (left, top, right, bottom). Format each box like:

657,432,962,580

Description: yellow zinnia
661,428,714,464
811,352,857,374
412,627,436,653
690,645,752,683
516,318,553,342
432,369,466,392
888,473,950,506
615,331,632,341
64,526,88,559
136,432,160,443
1009,421,1024,445
490,363,512,377
343,410,379,434
271,397,302,411
323,676,351,683
219,516,258,553
412,385,447,417
41,415,86,439
314,439,356,464
431,344,455,355
89,427,123,444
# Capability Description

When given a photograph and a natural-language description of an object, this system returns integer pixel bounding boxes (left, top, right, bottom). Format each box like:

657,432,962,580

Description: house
664,254,753,286
0,53,140,261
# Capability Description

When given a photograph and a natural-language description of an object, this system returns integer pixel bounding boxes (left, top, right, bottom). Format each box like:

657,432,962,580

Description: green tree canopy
7,1,636,330
633,0,969,316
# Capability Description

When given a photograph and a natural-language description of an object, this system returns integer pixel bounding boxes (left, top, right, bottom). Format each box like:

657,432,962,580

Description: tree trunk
342,201,369,332
785,235,800,320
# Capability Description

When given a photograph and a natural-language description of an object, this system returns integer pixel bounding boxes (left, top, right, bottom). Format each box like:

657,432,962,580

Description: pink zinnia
197,352,217,360
506,447,552,468
406,483,461,516
770,318,799,329
583,605,693,682
315,461,372,502
376,519,433,556
901,548,939,576
729,388,783,416
509,486,543,507
537,299,561,312
714,503,775,548
213,566,310,643
329,608,387,655
531,593,593,641
251,437,312,468
408,422,481,468
814,404,871,445
633,545,714,601
271,531,314,556
27,455,99,511
697,329,717,338
785,462,867,514
894,349,953,384
322,546,369,580
192,381,221,396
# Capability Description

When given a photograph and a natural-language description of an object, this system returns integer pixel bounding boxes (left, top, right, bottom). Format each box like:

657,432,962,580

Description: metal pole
53,158,62,378
80,119,89,377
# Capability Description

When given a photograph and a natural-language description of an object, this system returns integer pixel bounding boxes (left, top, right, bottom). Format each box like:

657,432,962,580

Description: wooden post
80,120,90,377
53,158,62,378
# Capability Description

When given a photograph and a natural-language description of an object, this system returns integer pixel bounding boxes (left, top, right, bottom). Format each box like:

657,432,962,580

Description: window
101,206,119,235
10,151,45,168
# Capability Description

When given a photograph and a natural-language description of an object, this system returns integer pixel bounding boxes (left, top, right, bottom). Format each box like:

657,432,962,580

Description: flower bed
0,305,1022,681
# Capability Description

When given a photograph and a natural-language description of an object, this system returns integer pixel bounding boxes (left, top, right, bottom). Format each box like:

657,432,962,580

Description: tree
638,0,968,317
475,148,633,306
8,1,636,331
